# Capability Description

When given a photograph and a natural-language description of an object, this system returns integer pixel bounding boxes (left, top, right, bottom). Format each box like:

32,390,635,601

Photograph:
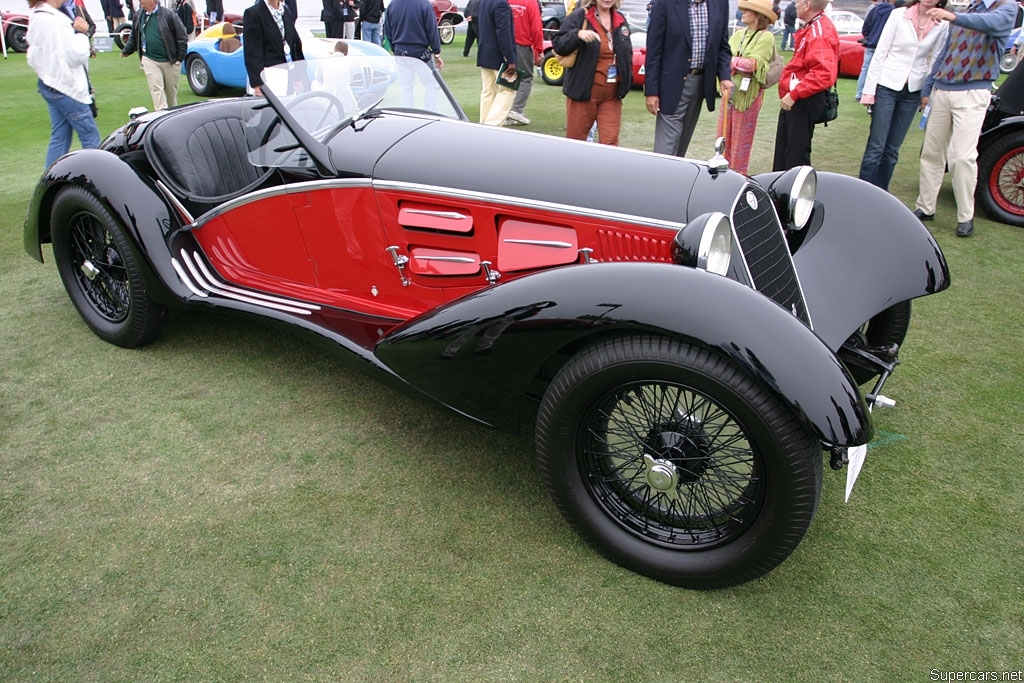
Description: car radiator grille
731,184,811,327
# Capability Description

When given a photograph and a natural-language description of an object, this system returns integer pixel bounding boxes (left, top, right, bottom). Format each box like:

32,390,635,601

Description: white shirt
26,3,93,104
863,6,949,98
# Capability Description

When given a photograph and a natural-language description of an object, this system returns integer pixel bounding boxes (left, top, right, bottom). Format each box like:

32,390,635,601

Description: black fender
754,171,951,350
24,149,187,307
375,262,872,447
978,114,1024,151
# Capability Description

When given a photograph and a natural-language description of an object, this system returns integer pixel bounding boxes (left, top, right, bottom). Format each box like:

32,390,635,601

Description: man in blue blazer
644,0,733,158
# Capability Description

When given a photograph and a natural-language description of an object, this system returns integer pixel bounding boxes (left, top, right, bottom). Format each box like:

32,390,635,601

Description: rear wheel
187,54,220,97
977,128,1024,227
541,52,564,86
535,335,822,589
50,186,166,348
6,24,28,53
438,18,455,44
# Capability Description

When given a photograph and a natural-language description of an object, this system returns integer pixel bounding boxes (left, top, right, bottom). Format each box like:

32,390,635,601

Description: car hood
371,118,709,226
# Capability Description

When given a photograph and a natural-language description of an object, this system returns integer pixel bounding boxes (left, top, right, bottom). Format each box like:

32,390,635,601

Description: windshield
245,55,463,170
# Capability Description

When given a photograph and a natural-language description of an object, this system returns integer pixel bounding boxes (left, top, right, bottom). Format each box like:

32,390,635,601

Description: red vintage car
838,34,865,78
540,29,647,87
24,54,950,590
432,0,463,45
3,9,29,53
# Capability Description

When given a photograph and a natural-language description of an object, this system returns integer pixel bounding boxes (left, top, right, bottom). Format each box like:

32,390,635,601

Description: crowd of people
22,0,1020,235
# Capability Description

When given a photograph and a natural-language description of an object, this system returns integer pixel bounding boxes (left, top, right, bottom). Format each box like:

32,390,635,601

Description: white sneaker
506,111,531,125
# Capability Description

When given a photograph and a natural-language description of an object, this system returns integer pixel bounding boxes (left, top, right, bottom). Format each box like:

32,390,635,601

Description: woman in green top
716,0,777,174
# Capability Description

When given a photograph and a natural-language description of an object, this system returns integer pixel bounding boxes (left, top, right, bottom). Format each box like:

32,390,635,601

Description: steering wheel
285,90,347,139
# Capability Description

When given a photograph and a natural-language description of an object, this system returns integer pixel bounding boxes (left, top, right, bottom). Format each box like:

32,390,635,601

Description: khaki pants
479,68,515,126
141,56,181,111
916,88,990,223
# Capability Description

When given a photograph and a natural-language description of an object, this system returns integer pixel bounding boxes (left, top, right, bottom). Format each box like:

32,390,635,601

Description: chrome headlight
768,166,817,231
672,212,733,276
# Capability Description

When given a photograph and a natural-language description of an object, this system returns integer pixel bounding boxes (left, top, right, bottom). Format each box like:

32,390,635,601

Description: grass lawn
1,45,1022,681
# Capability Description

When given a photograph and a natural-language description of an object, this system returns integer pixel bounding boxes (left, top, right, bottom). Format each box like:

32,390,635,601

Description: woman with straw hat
716,0,777,174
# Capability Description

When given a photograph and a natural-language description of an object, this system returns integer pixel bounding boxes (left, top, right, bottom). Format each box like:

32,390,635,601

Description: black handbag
817,86,838,126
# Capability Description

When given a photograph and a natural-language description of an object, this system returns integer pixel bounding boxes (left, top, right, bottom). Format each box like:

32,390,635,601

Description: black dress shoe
956,220,974,237
913,209,934,222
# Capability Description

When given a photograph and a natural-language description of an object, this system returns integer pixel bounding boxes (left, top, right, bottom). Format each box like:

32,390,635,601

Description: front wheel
535,335,822,589
977,128,1024,227
841,301,911,386
50,186,166,348
438,18,455,45
541,52,564,86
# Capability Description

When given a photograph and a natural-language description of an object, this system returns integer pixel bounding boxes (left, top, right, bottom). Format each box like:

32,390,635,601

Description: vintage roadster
24,55,950,589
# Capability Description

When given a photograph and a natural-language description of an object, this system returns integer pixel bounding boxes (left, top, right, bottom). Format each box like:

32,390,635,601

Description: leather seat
146,101,272,206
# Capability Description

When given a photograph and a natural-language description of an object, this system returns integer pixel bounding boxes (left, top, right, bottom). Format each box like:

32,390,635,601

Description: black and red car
24,55,950,589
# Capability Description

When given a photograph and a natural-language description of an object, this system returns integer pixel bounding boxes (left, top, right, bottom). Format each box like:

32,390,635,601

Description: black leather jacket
552,7,633,102
121,5,188,63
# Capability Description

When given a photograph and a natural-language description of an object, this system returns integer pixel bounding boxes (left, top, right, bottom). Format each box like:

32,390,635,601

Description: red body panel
838,35,865,79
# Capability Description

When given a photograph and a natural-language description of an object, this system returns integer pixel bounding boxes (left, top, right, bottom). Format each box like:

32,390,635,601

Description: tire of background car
977,128,1024,227
438,18,455,44
50,186,166,348
6,24,28,53
544,18,560,31
535,334,823,589
187,55,220,97
113,22,132,50
1000,50,1020,74
842,301,911,386
541,51,564,86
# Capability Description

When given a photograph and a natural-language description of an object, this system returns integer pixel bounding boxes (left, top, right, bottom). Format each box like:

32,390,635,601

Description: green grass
1,46,1023,681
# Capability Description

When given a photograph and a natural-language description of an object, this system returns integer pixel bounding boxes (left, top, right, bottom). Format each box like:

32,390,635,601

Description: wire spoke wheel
50,186,166,347
536,335,821,589
582,381,762,549
978,128,1024,227
67,211,131,323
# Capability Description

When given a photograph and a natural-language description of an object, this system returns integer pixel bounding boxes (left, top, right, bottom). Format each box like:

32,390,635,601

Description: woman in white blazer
858,0,949,190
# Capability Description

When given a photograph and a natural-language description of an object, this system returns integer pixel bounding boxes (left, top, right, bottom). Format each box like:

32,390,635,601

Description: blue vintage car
183,25,390,97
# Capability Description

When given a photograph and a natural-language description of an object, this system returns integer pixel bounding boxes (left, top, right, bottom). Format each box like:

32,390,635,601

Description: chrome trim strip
502,239,574,249
191,178,373,227
402,208,470,220
176,249,320,315
372,180,688,232
413,255,477,263
155,179,195,226
171,257,209,298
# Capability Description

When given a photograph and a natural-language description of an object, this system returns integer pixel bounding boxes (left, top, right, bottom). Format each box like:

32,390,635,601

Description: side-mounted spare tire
535,335,823,589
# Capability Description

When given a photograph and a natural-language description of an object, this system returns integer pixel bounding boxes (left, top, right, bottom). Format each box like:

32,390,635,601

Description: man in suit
243,0,305,97
476,0,518,125
322,0,344,38
644,0,733,158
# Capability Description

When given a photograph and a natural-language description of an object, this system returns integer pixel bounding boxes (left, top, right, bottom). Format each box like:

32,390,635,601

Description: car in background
542,1,565,35
977,60,1024,226
829,9,863,36
837,34,865,78
540,29,647,87
3,9,29,53
432,0,463,44
184,25,389,96
112,11,245,50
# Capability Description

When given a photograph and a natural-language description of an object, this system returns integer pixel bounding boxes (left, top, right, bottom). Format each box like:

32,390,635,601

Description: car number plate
845,444,867,503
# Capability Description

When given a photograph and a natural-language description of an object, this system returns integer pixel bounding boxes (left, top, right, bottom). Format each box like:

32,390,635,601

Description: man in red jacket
772,0,838,171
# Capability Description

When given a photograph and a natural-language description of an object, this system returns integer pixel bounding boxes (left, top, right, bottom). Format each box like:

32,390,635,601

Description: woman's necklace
598,10,613,50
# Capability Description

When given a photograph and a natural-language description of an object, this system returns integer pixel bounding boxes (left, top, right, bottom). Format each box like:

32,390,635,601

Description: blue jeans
38,80,100,169
858,83,920,191
361,21,382,45
855,47,875,101
781,26,795,50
